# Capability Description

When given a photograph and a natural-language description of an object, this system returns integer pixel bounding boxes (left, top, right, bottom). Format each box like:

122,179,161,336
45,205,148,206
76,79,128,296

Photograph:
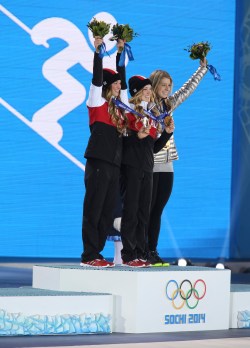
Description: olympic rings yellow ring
172,288,186,310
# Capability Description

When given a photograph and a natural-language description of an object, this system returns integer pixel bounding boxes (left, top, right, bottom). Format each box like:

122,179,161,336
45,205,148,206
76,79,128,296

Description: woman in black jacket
80,37,128,268
120,75,175,267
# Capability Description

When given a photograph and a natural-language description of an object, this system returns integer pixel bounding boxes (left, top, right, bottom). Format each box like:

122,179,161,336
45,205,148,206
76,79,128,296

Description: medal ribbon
118,43,135,66
112,97,169,124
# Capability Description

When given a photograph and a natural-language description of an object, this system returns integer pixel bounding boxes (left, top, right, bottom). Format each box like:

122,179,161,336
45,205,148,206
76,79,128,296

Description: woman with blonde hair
147,59,208,266
119,75,174,267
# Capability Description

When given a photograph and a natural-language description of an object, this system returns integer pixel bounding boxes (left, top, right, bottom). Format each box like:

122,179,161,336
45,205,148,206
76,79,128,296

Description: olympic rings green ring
186,288,199,309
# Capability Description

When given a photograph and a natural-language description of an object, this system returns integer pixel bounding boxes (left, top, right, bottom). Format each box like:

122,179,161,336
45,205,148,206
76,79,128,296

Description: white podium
230,284,250,329
33,265,231,333
0,287,112,335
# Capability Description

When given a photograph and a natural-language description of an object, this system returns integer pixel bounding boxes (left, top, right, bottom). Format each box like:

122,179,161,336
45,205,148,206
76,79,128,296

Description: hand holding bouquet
109,23,138,66
87,18,111,58
184,41,221,81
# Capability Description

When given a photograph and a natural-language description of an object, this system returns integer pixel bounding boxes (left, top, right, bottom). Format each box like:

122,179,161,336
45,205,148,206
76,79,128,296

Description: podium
32,264,231,333
0,287,112,335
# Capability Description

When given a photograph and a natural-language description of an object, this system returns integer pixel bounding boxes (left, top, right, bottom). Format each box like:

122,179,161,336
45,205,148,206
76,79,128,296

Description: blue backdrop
230,0,250,259
0,0,235,259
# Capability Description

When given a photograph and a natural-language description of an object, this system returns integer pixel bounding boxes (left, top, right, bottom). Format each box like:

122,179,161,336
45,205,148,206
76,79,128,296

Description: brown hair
102,87,128,135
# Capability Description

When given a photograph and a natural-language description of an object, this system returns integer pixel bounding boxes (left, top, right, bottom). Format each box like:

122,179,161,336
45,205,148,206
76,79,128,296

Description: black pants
120,165,153,262
107,191,123,237
81,159,120,261
147,171,174,251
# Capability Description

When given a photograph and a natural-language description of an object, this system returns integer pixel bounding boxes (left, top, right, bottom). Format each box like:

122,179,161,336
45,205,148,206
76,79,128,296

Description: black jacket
84,121,123,167
84,52,127,167
122,129,172,172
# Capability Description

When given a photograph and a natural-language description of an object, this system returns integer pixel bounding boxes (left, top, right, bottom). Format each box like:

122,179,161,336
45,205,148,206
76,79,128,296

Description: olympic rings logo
166,279,206,310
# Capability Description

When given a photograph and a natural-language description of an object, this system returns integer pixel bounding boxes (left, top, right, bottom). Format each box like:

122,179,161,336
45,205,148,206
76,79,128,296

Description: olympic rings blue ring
166,280,178,301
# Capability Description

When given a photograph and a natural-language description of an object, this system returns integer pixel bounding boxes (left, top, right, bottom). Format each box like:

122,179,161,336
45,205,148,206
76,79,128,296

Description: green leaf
87,17,111,38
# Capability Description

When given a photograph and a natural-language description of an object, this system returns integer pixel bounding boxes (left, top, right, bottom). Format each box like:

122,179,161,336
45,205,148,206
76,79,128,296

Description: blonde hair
102,87,128,134
149,70,173,112
129,88,161,132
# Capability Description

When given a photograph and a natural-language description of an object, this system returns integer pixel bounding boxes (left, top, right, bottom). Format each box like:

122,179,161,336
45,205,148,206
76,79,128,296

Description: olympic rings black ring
180,279,192,300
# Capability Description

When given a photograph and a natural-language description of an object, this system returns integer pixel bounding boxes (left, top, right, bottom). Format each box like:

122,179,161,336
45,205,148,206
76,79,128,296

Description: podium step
33,264,231,333
230,284,250,329
0,287,112,336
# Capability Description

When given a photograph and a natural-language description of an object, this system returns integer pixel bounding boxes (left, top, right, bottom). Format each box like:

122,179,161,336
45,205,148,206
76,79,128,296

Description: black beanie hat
103,68,121,89
128,75,152,96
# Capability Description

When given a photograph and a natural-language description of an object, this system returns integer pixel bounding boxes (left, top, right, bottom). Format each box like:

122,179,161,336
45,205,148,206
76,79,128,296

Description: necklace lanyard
112,97,169,124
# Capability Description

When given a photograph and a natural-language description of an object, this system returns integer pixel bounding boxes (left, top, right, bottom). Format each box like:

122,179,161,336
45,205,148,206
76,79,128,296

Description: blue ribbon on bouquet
207,64,221,81
112,97,169,124
118,43,134,66
98,42,110,58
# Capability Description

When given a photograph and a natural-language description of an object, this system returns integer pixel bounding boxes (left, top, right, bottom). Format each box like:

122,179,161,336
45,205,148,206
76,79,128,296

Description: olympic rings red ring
193,279,206,300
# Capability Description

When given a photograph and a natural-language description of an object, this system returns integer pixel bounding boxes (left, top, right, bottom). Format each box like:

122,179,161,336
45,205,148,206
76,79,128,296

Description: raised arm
116,39,129,105
87,37,104,107
168,59,208,113
116,39,127,90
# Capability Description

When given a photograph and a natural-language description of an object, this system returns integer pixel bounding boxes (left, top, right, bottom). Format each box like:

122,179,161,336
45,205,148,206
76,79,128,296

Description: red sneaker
80,259,114,268
105,259,115,267
122,259,148,268
139,259,152,267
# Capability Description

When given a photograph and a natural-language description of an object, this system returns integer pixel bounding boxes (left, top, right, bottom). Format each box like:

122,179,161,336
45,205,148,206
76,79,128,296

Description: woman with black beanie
120,75,175,267
80,37,129,268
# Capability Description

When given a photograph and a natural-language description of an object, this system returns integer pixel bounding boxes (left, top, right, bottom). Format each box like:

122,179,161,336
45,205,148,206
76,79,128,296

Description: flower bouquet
184,41,221,81
87,18,111,58
109,23,139,42
87,18,111,38
109,23,138,66
184,41,211,60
